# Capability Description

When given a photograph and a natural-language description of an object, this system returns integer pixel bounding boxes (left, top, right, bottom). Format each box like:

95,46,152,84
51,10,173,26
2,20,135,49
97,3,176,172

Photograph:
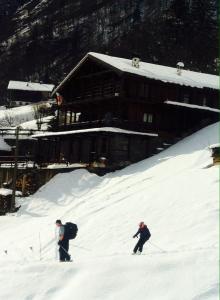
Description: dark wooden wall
56,58,218,138
36,133,157,167
9,90,50,104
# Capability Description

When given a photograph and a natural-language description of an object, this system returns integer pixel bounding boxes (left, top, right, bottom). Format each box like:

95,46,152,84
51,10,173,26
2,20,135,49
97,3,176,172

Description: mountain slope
0,122,219,300
0,0,218,102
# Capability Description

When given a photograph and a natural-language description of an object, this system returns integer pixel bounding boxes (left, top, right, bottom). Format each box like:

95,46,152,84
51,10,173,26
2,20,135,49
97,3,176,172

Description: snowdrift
0,122,219,300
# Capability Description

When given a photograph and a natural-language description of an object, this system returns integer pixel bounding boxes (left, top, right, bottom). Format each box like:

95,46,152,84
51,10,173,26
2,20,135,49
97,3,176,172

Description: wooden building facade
34,53,219,170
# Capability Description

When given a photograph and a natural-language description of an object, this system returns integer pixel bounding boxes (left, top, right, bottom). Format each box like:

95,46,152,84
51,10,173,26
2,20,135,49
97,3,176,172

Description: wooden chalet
33,52,219,170
7,81,54,107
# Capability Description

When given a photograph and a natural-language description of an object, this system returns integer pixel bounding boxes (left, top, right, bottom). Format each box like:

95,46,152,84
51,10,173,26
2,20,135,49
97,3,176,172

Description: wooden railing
0,155,35,168
58,118,155,133
73,81,120,102
0,128,48,137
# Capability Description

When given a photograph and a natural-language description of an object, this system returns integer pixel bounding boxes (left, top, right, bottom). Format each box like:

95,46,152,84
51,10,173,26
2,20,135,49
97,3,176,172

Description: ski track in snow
0,122,219,300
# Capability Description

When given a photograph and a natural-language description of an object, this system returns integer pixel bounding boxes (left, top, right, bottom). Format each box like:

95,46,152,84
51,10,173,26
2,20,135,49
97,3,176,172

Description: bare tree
33,103,49,130
0,110,15,127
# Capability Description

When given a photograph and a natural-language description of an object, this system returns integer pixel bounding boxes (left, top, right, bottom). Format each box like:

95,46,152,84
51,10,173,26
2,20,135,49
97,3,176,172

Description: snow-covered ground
0,105,35,127
19,116,54,130
0,123,219,300
0,104,53,130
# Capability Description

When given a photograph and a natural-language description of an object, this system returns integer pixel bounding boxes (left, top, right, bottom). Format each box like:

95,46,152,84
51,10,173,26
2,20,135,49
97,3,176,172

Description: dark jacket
134,225,151,240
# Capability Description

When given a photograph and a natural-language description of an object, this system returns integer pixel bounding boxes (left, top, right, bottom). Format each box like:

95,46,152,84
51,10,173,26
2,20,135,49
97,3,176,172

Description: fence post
11,127,19,211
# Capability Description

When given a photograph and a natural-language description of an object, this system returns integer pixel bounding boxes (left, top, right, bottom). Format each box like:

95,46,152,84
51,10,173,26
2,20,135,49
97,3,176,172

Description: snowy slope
0,105,36,127
0,105,53,128
0,123,219,300
20,116,54,130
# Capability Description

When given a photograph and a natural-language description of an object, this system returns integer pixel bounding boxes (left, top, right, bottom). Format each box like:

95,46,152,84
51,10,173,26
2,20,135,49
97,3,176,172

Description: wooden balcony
57,118,156,133
65,80,121,105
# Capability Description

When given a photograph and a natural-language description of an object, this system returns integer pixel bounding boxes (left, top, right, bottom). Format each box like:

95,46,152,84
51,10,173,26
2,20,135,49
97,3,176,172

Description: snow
0,105,36,127
20,116,54,131
32,127,158,138
165,100,220,113
0,122,219,300
209,143,220,149
54,52,219,94
8,81,54,92
0,136,11,151
0,188,22,196
46,163,87,169
89,52,219,90
0,104,54,134
177,62,184,68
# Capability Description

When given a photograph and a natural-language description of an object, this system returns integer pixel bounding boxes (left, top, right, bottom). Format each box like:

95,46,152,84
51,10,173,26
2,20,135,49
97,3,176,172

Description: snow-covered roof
53,52,219,94
47,163,87,169
209,143,220,149
165,100,220,113
8,81,55,92
32,127,158,138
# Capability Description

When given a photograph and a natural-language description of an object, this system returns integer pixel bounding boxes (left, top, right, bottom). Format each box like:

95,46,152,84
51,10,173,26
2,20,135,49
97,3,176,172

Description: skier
132,222,151,254
55,219,71,262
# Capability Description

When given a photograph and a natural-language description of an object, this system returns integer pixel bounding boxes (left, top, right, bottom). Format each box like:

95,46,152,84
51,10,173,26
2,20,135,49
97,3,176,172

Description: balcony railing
69,81,121,103
57,118,155,133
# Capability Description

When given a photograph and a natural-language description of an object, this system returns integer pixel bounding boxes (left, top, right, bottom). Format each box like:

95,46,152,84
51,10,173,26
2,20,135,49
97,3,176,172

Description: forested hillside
0,0,218,102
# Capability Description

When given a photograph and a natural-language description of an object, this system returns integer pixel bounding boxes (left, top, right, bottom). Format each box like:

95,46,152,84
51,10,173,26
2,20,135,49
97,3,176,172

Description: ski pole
60,245,70,255
39,232,42,261
148,241,166,253
59,245,71,259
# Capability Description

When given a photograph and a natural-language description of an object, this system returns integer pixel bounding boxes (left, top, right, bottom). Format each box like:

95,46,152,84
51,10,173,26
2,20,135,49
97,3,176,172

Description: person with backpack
132,222,151,254
55,219,71,262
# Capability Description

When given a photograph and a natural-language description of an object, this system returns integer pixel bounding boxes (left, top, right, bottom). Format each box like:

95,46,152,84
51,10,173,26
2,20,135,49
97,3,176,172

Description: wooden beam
61,95,119,107
77,70,113,80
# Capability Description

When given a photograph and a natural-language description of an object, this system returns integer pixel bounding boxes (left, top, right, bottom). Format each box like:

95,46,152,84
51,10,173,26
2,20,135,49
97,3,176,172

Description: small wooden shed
209,144,220,165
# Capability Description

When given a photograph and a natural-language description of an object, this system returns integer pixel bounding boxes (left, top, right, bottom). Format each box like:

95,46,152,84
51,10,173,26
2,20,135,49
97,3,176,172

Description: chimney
177,62,184,75
132,57,140,68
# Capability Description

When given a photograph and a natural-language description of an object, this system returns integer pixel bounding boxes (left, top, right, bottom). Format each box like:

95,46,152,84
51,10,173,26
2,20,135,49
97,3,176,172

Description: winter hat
55,220,62,224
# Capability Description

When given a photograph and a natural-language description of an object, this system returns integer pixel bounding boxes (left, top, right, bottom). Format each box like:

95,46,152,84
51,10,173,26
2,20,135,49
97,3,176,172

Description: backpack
64,222,78,240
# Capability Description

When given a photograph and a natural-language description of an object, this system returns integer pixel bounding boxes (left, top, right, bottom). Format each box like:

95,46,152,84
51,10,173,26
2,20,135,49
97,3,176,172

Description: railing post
11,126,19,211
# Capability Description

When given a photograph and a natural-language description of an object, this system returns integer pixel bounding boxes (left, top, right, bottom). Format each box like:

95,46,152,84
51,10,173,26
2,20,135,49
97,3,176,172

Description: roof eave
52,53,90,96
51,52,123,97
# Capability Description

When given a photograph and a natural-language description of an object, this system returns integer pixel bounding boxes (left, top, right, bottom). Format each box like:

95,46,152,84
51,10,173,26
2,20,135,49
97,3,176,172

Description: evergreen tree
188,0,218,71
153,0,191,66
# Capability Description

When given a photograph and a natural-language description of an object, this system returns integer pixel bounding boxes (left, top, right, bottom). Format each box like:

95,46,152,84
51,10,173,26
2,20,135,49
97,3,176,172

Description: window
76,112,81,122
203,96,207,106
59,110,66,126
180,88,191,103
143,113,153,123
183,93,190,103
66,111,72,125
